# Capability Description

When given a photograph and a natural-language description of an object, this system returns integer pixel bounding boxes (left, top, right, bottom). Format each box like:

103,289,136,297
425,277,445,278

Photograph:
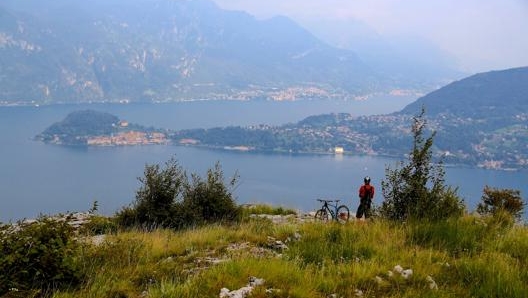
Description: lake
1,97,527,222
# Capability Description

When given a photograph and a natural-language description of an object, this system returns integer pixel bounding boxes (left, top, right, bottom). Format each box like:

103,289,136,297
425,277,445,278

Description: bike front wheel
336,205,350,223
315,208,331,222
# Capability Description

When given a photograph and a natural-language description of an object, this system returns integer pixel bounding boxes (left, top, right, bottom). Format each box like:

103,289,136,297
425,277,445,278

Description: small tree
116,158,241,229
176,162,240,228
380,108,465,221
477,186,525,219
116,157,185,228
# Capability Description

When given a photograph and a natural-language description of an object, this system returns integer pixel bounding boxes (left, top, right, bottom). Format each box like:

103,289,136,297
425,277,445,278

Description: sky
212,0,528,73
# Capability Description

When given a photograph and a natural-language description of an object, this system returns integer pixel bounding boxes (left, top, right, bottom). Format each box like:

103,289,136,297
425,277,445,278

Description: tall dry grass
53,214,528,298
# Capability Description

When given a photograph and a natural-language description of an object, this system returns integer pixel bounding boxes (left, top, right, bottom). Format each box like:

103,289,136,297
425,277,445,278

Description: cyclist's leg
356,201,364,219
365,199,372,218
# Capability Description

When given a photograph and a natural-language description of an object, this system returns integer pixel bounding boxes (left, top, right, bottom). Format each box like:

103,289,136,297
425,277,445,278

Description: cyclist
356,176,375,219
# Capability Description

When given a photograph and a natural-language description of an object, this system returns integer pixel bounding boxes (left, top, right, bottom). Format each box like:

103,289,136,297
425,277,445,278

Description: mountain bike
315,199,350,223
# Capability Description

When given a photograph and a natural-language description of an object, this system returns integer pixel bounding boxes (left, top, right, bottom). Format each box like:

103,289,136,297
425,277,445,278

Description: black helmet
364,176,371,184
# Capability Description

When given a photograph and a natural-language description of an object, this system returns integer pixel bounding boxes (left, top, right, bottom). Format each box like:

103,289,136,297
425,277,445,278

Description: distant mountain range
303,19,463,85
1,0,457,105
170,67,528,170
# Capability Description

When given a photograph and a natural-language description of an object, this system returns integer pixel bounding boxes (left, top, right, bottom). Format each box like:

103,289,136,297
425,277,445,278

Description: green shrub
477,186,525,220
116,158,240,230
78,215,118,235
0,217,83,296
485,208,516,230
380,108,465,221
114,206,140,228
123,157,185,229
176,162,241,228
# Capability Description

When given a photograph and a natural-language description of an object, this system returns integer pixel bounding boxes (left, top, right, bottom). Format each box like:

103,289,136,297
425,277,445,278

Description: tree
380,108,465,221
176,162,241,228
116,158,241,229
116,157,184,228
477,186,525,220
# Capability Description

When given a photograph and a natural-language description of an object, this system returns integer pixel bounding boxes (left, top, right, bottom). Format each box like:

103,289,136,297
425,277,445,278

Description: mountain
302,18,465,86
0,0,396,105
400,66,528,117
169,67,528,170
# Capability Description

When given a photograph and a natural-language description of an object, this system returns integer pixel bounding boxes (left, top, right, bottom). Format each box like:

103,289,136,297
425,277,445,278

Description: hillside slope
170,67,528,169
400,66,528,117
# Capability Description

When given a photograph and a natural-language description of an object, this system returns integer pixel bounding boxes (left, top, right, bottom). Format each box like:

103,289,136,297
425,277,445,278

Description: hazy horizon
212,0,528,74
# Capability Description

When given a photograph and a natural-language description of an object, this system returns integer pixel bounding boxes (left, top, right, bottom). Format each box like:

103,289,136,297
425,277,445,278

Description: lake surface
1,97,527,222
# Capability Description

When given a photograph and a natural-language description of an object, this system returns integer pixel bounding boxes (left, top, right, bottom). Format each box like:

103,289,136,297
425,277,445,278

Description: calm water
1,98,527,222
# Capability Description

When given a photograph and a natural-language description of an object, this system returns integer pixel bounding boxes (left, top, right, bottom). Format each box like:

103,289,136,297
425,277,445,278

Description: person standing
356,176,375,219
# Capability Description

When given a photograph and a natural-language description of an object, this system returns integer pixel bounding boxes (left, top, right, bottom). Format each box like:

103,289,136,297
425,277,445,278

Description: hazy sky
212,0,528,73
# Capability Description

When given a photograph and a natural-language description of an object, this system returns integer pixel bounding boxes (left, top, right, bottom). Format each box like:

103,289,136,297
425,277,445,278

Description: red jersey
359,184,375,200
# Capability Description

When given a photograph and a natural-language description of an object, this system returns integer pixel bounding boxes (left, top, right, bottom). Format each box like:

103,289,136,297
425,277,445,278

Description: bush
132,157,185,228
175,162,241,228
380,108,465,221
0,217,83,296
114,206,141,229
116,158,241,230
477,186,525,220
78,215,118,235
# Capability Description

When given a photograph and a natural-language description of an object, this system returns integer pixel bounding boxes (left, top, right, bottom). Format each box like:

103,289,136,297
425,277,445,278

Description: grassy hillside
400,66,528,117
6,209,525,298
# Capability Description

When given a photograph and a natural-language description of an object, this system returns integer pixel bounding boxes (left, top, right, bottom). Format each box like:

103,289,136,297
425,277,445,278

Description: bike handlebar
317,199,341,203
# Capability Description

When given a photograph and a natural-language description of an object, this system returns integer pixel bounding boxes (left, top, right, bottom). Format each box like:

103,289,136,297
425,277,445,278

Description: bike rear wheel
336,205,350,223
315,208,331,222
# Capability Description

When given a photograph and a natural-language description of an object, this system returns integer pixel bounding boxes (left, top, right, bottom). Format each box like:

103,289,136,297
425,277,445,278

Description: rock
248,276,265,287
266,288,281,295
91,234,106,246
293,232,302,241
219,276,265,298
392,265,413,279
219,286,252,298
374,276,384,284
219,288,231,297
426,275,438,290
401,269,413,279
393,265,403,273
267,236,289,250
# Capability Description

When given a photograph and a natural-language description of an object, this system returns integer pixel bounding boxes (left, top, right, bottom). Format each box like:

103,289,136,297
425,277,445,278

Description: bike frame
315,199,350,223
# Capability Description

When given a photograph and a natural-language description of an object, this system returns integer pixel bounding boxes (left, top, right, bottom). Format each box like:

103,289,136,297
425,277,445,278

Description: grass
49,212,528,298
240,204,298,217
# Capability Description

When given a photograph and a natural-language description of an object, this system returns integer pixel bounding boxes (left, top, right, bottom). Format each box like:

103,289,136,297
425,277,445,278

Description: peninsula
36,110,167,146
